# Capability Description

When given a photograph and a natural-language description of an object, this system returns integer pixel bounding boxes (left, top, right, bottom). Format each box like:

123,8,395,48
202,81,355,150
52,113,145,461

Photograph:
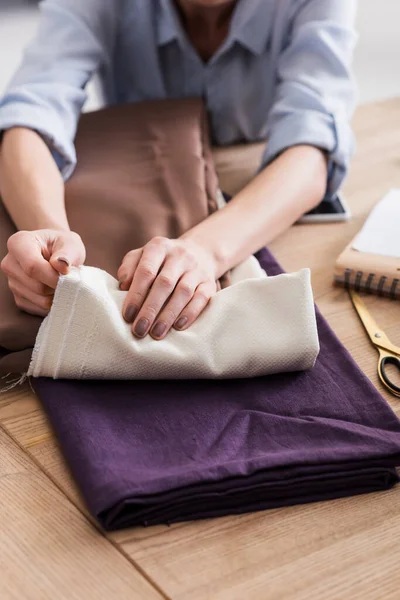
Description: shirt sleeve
0,0,119,180
261,0,358,199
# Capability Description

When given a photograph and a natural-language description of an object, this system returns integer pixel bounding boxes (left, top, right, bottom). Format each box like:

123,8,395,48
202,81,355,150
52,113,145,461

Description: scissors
349,289,400,397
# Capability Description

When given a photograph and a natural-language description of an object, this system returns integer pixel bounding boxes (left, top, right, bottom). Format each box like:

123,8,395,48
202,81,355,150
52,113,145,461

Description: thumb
49,232,86,275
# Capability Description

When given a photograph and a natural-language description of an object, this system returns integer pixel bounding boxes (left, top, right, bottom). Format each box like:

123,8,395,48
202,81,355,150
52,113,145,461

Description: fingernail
119,274,127,284
57,257,70,267
125,305,138,323
134,318,149,338
151,321,167,339
175,316,188,330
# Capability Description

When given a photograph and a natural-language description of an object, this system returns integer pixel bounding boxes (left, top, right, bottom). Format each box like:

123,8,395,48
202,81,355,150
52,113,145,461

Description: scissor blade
349,290,400,355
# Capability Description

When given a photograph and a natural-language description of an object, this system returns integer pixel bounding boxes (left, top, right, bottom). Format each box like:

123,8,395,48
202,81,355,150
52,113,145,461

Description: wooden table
1,99,400,600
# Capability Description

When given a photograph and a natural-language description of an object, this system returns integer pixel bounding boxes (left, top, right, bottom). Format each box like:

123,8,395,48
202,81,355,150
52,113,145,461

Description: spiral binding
378,276,387,297
365,273,375,294
355,270,363,293
343,269,399,300
390,278,400,299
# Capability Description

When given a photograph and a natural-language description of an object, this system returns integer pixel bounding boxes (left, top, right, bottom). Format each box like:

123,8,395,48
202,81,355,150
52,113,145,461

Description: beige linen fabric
28,256,319,380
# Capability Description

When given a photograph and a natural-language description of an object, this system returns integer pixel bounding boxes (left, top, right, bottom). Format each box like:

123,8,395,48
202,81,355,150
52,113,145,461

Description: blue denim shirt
0,0,357,198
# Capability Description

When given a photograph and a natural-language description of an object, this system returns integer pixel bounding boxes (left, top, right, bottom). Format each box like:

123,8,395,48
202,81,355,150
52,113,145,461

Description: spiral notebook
334,189,400,299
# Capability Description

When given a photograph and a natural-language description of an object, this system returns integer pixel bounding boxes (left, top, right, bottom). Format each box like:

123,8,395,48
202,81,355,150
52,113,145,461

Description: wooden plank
28,435,88,509
0,386,91,512
120,490,400,600
4,407,52,448
0,381,40,420
0,428,163,600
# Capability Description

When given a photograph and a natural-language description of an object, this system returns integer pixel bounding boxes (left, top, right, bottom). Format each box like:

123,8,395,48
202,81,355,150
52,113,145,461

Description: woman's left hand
117,236,219,340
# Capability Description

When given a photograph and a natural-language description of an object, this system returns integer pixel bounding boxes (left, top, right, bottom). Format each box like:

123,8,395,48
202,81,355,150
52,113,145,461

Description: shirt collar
157,0,272,56
230,0,273,56
156,0,185,47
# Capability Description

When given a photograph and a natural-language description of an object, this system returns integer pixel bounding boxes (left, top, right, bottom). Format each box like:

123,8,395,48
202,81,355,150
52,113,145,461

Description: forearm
0,127,69,231
184,145,328,276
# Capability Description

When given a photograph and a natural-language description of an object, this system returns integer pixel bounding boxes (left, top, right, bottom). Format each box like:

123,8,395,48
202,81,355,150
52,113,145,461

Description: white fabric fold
28,257,320,380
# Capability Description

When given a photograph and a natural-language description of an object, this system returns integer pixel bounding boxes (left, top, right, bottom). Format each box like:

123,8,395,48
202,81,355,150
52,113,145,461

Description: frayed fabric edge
0,371,34,393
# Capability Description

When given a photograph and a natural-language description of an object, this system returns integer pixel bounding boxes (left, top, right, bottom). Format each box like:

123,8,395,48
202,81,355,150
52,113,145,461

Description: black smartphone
298,194,351,223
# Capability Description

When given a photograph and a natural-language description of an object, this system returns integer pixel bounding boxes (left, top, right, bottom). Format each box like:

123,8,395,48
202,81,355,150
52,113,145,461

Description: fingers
129,257,183,338
9,278,53,313
148,273,198,339
2,249,54,316
49,231,86,275
173,282,214,331
117,249,141,291
118,237,218,340
13,293,50,318
3,229,86,317
1,254,54,297
7,231,59,289
122,239,167,325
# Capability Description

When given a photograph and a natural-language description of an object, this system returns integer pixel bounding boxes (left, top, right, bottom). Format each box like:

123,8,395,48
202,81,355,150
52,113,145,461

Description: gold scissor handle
378,349,400,398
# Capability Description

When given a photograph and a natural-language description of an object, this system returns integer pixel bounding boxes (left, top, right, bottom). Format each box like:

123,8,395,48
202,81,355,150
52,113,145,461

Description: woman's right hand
0,229,86,316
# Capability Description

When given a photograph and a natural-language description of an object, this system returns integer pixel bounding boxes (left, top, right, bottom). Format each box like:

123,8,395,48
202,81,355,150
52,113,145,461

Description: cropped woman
0,0,357,339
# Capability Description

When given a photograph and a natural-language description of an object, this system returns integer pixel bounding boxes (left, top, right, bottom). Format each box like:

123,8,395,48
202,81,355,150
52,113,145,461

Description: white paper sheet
352,189,400,258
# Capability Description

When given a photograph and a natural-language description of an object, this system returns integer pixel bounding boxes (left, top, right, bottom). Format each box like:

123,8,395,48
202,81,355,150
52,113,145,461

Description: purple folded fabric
32,248,400,530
